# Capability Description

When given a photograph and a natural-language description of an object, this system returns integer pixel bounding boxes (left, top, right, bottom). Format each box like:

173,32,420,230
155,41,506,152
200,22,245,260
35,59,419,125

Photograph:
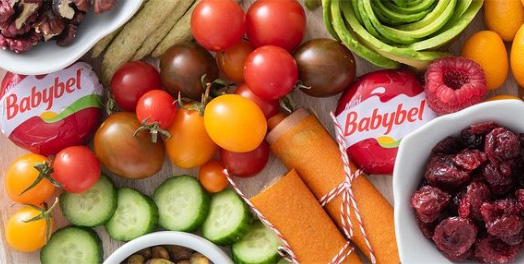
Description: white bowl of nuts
0,0,142,75
103,231,233,264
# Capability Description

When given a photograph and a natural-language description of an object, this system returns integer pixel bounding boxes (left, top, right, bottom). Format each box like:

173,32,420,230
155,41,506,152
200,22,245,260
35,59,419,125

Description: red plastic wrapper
0,62,103,156
335,70,437,175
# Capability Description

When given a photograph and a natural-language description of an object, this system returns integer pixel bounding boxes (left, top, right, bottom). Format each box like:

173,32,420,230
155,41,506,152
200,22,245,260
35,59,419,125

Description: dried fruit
483,162,514,195
93,0,115,14
487,215,524,245
471,121,500,135
432,217,477,261
516,189,524,212
480,199,520,224
485,127,520,162
452,149,488,171
416,218,436,240
461,128,485,150
424,57,487,115
459,181,491,221
472,236,520,263
432,136,463,155
411,186,451,223
425,155,470,190
0,0,16,23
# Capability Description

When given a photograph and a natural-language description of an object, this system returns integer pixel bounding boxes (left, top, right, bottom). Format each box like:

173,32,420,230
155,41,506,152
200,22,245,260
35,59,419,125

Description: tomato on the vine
5,154,56,205
53,146,100,193
136,90,177,143
165,106,218,169
235,83,279,119
216,40,254,83
219,141,269,178
204,94,267,153
246,0,306,52
199,160,228,193
191,0,246,51
244,46,298,100
111,61,162,112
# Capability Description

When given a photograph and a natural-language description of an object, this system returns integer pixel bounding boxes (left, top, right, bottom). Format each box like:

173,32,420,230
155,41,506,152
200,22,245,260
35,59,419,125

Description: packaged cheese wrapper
251,169,362,264
0,62,103,155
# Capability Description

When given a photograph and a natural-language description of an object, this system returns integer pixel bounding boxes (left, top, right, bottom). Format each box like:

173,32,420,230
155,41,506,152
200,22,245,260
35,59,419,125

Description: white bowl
103,231,233,264
0,1,142,75
393,100,524,264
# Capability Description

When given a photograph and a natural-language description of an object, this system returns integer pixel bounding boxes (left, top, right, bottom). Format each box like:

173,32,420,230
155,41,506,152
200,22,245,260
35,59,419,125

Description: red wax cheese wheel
0,62,103,155
335,70,437,175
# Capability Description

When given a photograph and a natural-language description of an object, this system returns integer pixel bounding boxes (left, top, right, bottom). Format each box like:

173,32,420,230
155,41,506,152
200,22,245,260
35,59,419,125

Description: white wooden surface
0,2,515,264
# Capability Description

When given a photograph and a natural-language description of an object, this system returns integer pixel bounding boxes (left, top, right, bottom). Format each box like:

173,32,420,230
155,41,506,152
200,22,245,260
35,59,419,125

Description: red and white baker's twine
223,111,376,264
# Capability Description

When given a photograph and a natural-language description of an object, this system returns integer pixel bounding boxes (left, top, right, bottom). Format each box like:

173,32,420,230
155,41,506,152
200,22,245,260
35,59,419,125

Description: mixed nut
123,245,212,264
0,0,116,53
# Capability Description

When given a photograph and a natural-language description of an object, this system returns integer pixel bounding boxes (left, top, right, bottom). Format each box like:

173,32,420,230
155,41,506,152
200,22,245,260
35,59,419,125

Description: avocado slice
327,0,399,69
410,0,483,51
322,0,338,40
338,0,449,70
372,0,435,25
398,0,452,30
384,0,437,14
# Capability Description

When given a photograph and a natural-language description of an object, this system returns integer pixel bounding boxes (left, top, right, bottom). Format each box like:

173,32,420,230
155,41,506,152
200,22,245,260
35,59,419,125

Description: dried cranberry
411,186,451,223
462,128,485,150
483,162,514,195
432,217,477,260
417,218,436,239
432,136,463,155
471,121,500,134
516,189,524,212
487,215,524,245
485,128,520,162
425,155,470,190
471,236,521,263
480,199,520,224
452,149,488,171
458,182,491,221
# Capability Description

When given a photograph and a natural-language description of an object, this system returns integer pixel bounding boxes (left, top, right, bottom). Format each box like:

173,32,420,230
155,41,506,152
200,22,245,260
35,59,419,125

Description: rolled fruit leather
266,109,399,264
250,169,362,264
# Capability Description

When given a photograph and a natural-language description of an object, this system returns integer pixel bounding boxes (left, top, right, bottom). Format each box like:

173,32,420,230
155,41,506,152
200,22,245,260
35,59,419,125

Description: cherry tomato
219,141,269,178
235,83,279,119
204,94,267,153
191,0,246,51
111,61,162,112
160,42,219,100
136,90,177,143
6,206,54,252
5,154,56,205
165,107,218,169
216,40,254,83
52,146,100,193
244,46,298,100
246,0,306,52
94,112,165,179
199,160,228,193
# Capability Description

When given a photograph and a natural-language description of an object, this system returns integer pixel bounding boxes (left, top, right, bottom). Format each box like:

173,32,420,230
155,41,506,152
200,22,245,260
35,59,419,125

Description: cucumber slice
40,226,102,264
153,175,210,232
60,174,117,227
105,188,158,242
232,221,281,264
202,189,252,245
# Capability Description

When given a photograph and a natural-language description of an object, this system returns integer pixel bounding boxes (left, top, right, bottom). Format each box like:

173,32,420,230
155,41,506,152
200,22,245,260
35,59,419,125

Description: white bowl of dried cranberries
394,99,524,264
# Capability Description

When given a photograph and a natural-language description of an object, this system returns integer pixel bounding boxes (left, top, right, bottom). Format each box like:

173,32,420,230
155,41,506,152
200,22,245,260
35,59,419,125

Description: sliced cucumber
60,174,117,227
40,226,102,264
202,189,252,245
233,221,281,264
105,188,158,242
153,175,210,232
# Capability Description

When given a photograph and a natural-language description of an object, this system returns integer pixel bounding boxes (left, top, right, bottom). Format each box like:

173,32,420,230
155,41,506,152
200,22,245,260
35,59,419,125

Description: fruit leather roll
266,109,399,264
250,169,362,264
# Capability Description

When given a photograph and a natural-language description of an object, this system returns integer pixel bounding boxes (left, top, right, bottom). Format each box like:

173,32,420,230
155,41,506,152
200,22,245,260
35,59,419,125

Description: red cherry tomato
246,0,306,52
111,62,162,112
219,141,269,178
235,83,279,119
136,90,177,129
216,40,254,83
244,46,298,100
191,0,246,51
52,146,101,193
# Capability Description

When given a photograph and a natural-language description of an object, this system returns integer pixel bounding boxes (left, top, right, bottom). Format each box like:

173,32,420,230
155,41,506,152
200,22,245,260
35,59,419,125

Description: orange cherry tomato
216,39,254,83
486,95,522,101
199,160,229,193
166,107,218,169
204,94,267,153
5,154,55,205
6,205,54,252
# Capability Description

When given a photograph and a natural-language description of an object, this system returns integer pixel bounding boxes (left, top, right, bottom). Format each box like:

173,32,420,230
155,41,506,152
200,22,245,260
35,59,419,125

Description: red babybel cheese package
335,70,437,175
0,62,103,156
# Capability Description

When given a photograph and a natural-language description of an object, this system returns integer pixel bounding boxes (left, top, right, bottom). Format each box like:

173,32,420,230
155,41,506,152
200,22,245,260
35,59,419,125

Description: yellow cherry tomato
166,107,218,169
6,205,54,252
5,154,56,205
486,95,522,101
204,94,267,153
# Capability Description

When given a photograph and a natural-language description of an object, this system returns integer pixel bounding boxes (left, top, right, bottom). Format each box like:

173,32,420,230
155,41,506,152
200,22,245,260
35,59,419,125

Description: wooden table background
0,1,517,263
